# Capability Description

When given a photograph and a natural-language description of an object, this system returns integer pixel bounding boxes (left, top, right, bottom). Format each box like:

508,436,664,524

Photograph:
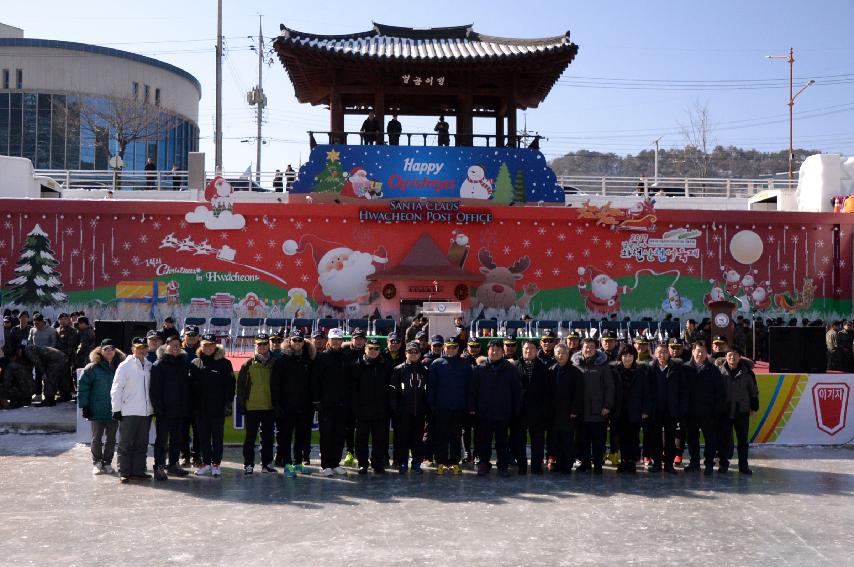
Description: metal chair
474,319,498,338
317,318,343,333
291,318,314,334
235,317,263,353
263,318,289,335
184,317,206,331
345,318,370,335
501,320,529,337
209,317,233,351
372,319,397,336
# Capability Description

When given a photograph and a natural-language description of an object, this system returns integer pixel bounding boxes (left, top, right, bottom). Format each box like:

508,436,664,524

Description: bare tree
77,94,177,166
679,100,715,178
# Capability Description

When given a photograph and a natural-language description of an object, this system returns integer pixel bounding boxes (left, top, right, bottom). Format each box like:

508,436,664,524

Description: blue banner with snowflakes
291,144,564,203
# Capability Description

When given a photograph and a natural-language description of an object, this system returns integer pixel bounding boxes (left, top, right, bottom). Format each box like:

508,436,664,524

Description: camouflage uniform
75,327,97,369
0,361,33,407
24,345,68,402
55,324,79,397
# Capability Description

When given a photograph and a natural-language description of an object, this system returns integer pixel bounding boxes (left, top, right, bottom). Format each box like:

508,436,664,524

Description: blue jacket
469,358,522,421
427,355,472,411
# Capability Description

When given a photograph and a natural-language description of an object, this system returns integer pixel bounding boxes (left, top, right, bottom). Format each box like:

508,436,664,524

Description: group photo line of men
75,317,759,483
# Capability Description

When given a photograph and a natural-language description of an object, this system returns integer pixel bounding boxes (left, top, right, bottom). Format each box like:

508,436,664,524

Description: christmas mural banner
291,144,565,203
0,188,850,323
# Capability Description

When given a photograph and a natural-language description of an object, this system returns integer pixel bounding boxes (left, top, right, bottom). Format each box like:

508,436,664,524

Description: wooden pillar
374,87,385,145
507,101,517,147
456,93,473,146
495,100,506,148
330,91,344,144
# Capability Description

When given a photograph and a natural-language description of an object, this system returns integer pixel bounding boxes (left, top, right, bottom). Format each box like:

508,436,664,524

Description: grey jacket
28,325,57,348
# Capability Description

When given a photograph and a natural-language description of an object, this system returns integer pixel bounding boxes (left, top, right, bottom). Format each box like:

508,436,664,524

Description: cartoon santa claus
340,166,373,199
703,280,727,307
282,235,388,309
721,265,741,295
751,283,772,310
577,266,633,314
740,273,756,296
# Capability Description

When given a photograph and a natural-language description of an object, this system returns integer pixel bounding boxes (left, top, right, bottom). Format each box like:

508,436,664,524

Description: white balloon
729,230,763,265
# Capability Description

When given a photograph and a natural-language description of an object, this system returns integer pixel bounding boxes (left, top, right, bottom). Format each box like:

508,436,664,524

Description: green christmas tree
493,162,513,205
513,168,527,203
6,224,67,307
311,149,346,194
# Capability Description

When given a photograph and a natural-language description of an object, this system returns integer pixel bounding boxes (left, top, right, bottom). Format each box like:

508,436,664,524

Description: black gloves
112,411,122,421
81,407,92,419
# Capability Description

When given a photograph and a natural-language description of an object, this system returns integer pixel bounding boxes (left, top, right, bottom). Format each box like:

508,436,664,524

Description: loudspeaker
94,320,156,354
769,326,826,373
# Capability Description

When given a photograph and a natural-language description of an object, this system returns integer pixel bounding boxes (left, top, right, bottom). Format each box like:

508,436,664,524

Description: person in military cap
2,315,15,359
633,335,652,362
711,335,729,361
462,338,482,367
537,329,558,366
470,339,522,477
383,331,404,366
236,333,278,474
312,328,351,477
24,344,68,407
160,317,180,341
312,330,327,354
502,332,519,361
269,329,286,360
0,347,34,409
415,330,430,356
513,339,551,474
189,333,234,477
9,311,32,361
351,338,393,474
74,316,97,371
668,337,691,363
271,329,316,475
423,334,445,366
54,312,79,401
110,337,153,482
145,330,164,364
150,334,191,480
459,338,482,461
565,331,582,357
392,341,429,473
427,336,472,474
341,328,368,466
600,330,621,362
180,325,202,467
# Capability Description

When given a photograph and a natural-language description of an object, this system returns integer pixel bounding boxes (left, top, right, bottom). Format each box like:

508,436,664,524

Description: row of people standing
0,310,96,408
360,112,450,146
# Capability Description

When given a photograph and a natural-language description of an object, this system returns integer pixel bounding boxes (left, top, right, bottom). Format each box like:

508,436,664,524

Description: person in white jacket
110,336,154,483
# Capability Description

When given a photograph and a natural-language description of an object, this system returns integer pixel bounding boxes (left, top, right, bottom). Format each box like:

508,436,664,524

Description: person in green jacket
78,339,125,475
236,333,277,475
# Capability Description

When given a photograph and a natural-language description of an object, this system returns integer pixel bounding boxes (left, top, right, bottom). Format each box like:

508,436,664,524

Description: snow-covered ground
0,434,852,565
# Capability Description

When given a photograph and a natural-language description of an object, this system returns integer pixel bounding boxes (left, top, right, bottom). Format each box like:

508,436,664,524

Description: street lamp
651,136,662,183
766,48,816,188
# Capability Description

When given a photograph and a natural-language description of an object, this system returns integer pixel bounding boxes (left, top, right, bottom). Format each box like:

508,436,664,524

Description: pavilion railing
308,130,538,148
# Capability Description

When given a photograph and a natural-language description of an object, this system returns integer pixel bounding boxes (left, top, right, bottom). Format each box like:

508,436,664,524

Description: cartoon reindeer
472,248,539,318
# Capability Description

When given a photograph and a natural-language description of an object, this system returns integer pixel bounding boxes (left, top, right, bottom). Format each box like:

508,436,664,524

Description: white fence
557,175,794,199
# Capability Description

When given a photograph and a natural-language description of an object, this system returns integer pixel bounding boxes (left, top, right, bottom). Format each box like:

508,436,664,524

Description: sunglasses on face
406,349,420,354
102,346,115,352
541,339,554,343
389,340,400,344
366,346,380,351
291,338,304,343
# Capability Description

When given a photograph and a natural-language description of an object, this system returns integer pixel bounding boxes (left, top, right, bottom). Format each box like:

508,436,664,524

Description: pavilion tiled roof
276,23,577,62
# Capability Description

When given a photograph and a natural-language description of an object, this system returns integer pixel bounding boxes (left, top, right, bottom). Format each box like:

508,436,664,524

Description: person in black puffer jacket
715,347,758,475
149,336,192,479
311,329,351,475
610,345,651,474
548,343,583,473
190,335,235,475
350,338,394,474
392,342,428,473
513,339,551,474
271,330,316,471
684,342,724,475
469,339,522,476
572,339,615,474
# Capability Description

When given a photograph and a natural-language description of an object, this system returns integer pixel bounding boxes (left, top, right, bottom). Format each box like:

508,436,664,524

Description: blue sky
4,0,854,172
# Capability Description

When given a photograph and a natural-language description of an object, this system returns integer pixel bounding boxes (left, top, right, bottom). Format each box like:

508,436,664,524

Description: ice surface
0,434,852,565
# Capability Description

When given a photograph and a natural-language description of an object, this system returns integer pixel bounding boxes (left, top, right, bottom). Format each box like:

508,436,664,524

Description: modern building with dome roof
0,23,200,171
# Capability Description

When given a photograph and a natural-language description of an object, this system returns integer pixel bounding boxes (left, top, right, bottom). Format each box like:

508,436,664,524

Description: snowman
459,165,494,200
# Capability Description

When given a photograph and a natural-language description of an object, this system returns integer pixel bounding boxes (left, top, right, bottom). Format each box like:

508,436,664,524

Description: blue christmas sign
291,144,564,203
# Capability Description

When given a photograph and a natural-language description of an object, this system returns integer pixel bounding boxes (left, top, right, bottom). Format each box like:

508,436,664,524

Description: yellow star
326,149,340,162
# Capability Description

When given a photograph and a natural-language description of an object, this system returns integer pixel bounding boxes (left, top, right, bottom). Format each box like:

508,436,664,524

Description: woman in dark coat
610,345,651,474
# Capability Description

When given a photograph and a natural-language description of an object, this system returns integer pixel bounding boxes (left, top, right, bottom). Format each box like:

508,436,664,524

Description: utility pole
248,15,267,185
652,136,662,183
767,48,815,189
215,0,223,173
